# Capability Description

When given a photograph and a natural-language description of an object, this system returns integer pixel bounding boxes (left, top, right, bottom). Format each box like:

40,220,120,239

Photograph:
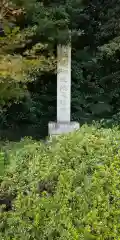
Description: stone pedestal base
48,121,80,136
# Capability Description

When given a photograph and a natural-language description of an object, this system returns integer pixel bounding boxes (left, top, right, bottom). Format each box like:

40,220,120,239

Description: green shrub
0,125,120,239
0,151,5,176
0,142,11,177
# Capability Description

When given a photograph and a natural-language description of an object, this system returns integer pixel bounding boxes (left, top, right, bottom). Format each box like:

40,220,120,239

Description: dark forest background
1,0,120,140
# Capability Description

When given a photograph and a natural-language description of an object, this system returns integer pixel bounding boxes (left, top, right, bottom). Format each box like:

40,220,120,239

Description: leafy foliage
0,125,120,239
0,0,57,106
70,0,120,122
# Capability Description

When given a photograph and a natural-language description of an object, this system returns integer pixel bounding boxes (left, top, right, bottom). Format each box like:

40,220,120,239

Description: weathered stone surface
57,45,71,122
48,121,79,136
48,44,80,137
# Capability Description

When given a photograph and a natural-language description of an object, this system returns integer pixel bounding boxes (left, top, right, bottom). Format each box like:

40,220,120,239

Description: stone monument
48,44,79,136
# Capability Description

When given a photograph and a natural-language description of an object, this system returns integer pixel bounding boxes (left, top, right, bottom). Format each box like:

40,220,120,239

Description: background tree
1,0,120,140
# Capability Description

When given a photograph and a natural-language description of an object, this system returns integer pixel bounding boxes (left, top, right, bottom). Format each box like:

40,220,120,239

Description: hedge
0,125,120,239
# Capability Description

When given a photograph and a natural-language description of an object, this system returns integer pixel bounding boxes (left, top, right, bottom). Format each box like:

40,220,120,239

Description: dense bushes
0,125,120,239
